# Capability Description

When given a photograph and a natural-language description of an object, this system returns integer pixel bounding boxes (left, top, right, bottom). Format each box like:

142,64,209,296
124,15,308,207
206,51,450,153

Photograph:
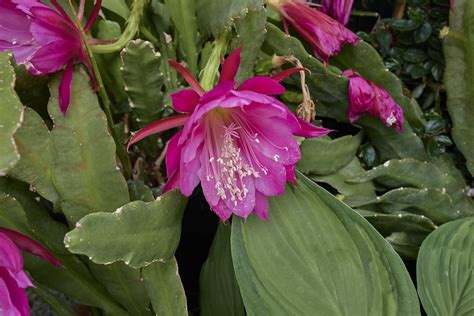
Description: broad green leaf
143,258,188,315
165,0,199,75
349,188,457,224
264,24,349,122
121,40,164,124
357,209,436,259
29,286,75,316
311,157,377,200
128,180,154,202
443,0,474,176
197,0,264,36
417,217,474,316
0,53,23,174
102,0,130,19
65,190,187,268
9,108,59,204
231,173,420,315
48,70,129,224
231,7,267,82
0,193,31,237
298,133,363,175
200,223,245,316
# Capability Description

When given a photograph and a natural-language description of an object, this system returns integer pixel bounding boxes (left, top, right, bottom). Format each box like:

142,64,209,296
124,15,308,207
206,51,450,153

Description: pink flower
0,227,62,316
0,0,101,112
129,49,331,221
320,0,354,25
342,69,404,131
268,0,358,63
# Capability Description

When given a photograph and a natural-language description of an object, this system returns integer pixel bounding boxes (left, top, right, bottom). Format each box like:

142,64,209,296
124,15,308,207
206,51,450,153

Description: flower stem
200,31,231,91
90,0,148,54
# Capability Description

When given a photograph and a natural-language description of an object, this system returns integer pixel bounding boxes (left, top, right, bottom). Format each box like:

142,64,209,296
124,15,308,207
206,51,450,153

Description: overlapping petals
342,69,404,131
129,49,331,221
321,0,354,25
0,0,101,112
271,0,358,63
0,227,62,316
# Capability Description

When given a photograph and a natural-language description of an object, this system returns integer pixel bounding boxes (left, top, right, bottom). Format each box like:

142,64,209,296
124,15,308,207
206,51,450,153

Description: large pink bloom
0,0,101,112
129,49,331,221
342,69,404,131
0,227,62,316
269,0,358,64
321,0,354,26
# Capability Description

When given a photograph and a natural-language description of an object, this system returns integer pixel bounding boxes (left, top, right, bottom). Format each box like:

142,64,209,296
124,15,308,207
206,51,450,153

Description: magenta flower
342,69,404,131
267,0,358,64
0,0,102,112
129,49,331,221
0,227,62,316
320,0,354,25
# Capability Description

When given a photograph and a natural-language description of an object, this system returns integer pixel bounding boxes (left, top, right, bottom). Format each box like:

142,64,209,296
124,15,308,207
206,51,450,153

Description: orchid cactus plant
0,0,472,315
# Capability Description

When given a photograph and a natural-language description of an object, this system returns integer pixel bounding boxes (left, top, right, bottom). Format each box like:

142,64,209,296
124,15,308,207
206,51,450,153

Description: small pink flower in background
267,0,358,64
321,0,354,26
342,69,404,131
129,49,331,221
0,227,62,316
0,0,102,112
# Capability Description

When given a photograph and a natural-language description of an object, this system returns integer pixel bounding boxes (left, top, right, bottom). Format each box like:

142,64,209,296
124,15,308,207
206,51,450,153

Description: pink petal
179,145,202,196
237,76,285,95
285,164,297,185
165,130,183,176
162,170,180,194
252,151,287,196
198,152,220,207
0,268,30,316
59,61,73,113
200,80,236,104
271,67,308,82
7,270,32,289
219,48,241,83
0,228,62,267
170,89,200,113
84,0,102,33
210,199,233,222
169,60,205,95
47,0,73,23
293,117,333,138
128,114,190,149
0,233,22,272
222,176,256,219
253,191,269,221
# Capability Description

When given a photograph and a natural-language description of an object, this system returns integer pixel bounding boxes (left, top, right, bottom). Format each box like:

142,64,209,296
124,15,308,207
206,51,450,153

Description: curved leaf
231,173,420,315
417,217,474,316
65,190,187,268
0,52,23,175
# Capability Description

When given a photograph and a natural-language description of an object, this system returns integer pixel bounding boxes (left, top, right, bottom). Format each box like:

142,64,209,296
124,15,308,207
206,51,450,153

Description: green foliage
48,70,130,224
444,0,474,176
417,217,474,315
197,0,264,36
0,52,23,175
200,223,245,316
65,190,187,268
143,258,188,315
120,39,165,125
232,173,420,315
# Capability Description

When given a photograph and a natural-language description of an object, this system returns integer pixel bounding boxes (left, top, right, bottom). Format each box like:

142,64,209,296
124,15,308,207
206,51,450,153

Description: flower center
204,110,263,206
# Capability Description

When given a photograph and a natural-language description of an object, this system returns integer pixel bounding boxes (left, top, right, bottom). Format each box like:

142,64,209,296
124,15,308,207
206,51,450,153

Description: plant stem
350,10,379,18
392,0,406,19
200,31,231,90
90,0,148,54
